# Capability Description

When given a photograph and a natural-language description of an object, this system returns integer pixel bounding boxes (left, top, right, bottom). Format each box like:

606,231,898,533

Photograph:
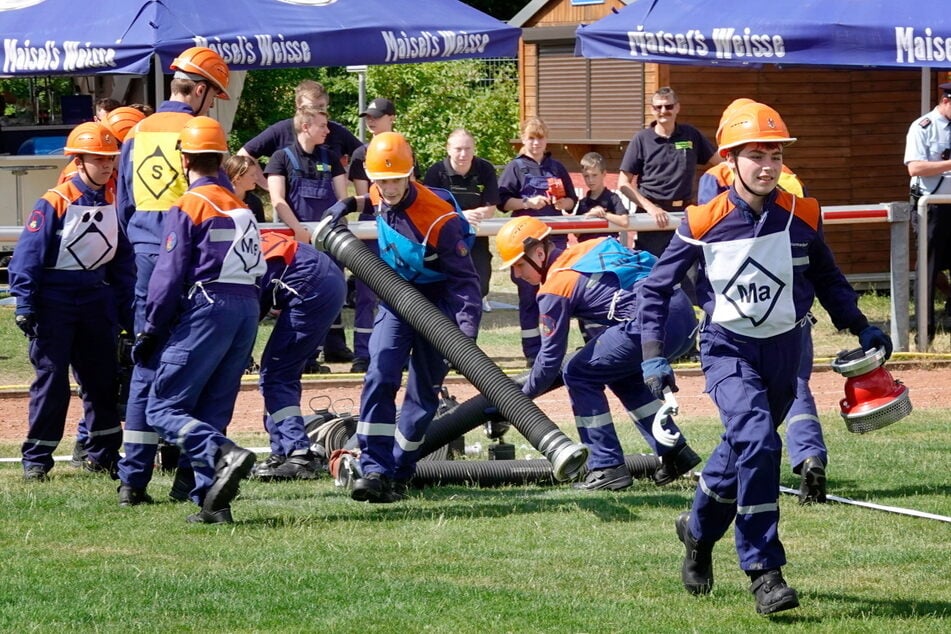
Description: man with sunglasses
618,87,720,258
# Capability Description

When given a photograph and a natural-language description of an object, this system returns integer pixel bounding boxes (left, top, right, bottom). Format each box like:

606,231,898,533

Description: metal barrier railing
0,201,915,350
915,194,951,351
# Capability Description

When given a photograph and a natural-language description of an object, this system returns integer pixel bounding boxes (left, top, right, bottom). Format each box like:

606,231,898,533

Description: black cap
359,98,396,118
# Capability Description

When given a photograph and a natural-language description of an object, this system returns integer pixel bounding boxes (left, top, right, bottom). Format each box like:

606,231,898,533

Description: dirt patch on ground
0,361,947,443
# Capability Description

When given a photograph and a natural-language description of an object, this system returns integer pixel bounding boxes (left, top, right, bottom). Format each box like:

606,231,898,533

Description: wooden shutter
537,43,644,142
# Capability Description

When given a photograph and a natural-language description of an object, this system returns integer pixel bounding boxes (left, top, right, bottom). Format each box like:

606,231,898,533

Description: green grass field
0,287,949,631
0,409,948,632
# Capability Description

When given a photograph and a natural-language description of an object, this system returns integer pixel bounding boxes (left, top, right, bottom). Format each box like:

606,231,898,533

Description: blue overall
357,183,481,481
523,238,697,470
697,165,825,472
783,319,826,470
352,208,380,363
9,175,134,473
280,145,350,359
116,101,197,490
639,188,866,572
259,234,346,457
141,176,265,504
498,153,578,361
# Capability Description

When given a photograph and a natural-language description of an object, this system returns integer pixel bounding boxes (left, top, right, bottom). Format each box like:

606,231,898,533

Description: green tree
231,59,518,169
365,59,518,169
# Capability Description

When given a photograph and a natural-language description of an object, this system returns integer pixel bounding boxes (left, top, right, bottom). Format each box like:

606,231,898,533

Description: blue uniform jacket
372,182,481,338
638,187,865,356
144,176,263,337
523,238,642,398
259,232,336,316
116,100,195,252
10,173,134,324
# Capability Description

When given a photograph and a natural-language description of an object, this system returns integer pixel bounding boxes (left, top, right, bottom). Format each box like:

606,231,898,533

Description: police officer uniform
904,97,951,335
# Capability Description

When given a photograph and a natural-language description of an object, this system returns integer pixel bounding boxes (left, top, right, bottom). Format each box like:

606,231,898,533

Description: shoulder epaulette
919,117,933,129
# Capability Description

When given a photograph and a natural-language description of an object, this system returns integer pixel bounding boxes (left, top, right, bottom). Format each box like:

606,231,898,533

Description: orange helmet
102,106,146,143
170,46,230,100
718,102,796,157
715,98,757,146
178,116,229,154
64,122,120,156
365,132,414,180
496,216,551,269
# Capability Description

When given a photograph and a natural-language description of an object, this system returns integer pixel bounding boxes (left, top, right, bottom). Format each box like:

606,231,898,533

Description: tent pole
154,53,165,105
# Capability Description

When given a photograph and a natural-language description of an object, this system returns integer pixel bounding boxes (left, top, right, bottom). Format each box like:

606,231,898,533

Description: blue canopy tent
576,0,951,70
575,0,951,112
0,0,521,75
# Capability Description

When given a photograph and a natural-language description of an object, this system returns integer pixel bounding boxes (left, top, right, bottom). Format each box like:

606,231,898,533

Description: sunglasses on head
652,103,677,112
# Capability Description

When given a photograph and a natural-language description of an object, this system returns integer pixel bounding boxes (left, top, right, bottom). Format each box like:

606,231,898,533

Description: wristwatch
521,196,529,210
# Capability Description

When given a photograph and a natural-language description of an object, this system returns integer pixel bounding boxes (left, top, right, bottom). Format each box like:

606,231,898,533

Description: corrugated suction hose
411,454,661,488
313,220,588,480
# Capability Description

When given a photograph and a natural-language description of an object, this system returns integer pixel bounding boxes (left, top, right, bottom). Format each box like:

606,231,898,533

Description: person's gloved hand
327,196,358,225
14,313,37,338
641,357,678,401
859,325,893,360
131,332,159,365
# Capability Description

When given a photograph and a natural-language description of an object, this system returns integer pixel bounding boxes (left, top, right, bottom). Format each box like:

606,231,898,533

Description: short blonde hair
580,152,606,172
293,107,328,134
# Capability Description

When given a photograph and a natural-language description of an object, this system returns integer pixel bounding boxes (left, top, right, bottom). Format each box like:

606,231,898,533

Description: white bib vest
682,198,797,339
50,191,119,272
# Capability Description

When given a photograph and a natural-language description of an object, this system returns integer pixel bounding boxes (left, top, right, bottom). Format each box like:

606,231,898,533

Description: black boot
750,569,800,615
202,445,256,515
351,472,399,503
797,456,827,504
169,465,196,502
675,512,714,595
118,484,154,507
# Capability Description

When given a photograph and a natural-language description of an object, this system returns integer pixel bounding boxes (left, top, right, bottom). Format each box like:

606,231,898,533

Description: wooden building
511,0,940,279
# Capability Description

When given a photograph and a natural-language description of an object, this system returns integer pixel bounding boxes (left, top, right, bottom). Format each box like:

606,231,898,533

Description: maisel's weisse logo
2,39,118,73
895,27,951,63
625,25,787,61
381,30,491,62
192,35,312,66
